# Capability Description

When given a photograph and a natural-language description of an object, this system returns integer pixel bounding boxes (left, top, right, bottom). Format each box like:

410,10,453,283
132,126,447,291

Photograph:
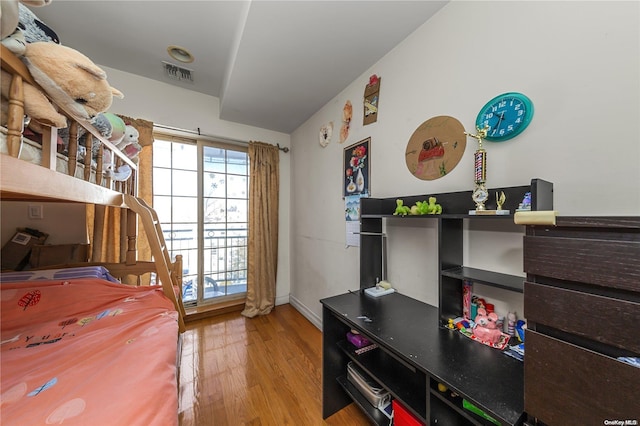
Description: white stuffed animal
116,125,139,149
116,124,142,162
1,0,54,55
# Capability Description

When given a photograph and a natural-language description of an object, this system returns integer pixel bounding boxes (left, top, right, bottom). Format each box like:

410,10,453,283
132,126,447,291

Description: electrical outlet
28,204,44,219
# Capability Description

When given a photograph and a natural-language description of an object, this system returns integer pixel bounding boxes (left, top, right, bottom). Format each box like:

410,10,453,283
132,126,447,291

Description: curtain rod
153,124,289,153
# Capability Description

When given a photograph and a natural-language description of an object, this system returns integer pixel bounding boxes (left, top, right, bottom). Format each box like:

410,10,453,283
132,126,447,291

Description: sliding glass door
153,134,248,307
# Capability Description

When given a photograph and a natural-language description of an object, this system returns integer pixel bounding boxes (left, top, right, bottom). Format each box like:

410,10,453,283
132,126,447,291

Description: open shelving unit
359,178,553,324
322,178,554,425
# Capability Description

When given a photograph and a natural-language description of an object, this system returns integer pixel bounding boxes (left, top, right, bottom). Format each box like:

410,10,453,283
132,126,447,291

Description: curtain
241,141,280,318
86,117,154,283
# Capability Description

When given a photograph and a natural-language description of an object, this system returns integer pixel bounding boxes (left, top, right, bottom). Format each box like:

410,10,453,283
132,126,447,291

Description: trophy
465,126,489,211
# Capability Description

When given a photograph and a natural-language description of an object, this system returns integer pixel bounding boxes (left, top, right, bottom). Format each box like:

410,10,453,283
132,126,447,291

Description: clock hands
490,111,506,136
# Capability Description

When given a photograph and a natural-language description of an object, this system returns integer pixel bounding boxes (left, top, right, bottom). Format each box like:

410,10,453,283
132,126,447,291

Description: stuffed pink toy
473,308,503,344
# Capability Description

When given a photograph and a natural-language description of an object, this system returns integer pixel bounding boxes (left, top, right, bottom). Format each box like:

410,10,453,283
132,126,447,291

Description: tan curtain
86,117,154,280
241,141,280,318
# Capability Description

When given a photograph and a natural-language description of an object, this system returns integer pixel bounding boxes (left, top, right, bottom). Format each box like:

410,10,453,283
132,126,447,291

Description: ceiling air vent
162,61,194,83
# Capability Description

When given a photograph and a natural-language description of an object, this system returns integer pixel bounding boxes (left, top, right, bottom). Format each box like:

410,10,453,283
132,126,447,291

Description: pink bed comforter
1,278,179,426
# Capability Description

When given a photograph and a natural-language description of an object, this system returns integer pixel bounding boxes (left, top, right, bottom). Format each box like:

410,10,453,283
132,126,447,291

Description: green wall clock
475,92,534,142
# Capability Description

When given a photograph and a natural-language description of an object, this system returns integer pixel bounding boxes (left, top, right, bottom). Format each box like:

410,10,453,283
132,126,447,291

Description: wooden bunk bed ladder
124,195,186,331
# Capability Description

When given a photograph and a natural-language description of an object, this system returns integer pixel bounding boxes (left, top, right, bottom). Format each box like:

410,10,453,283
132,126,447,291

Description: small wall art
405,115,466,180
339,100,353,143
344,137,370,197
363,74,381,125
319,121,333,148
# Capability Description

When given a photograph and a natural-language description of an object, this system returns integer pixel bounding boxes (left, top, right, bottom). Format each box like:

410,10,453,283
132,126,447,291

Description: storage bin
392,400,424,426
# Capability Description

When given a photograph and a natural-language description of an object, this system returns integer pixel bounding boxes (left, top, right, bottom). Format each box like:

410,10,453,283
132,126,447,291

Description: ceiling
34,1,448,134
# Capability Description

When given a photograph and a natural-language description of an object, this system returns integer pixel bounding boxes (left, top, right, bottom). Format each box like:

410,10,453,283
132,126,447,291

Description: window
152,134,248,307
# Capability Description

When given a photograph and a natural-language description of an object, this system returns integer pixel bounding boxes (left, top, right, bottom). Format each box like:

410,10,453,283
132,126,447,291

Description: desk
321,291,524,425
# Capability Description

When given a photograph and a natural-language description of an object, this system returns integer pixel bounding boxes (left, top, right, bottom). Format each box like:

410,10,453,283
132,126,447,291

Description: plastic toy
426,196,442,214
393,199,411,216
518,192,532,210
408,197,443,215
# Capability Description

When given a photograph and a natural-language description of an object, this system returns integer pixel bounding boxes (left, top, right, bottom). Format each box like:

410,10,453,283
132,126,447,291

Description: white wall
290,1,640,327
1,203,87,246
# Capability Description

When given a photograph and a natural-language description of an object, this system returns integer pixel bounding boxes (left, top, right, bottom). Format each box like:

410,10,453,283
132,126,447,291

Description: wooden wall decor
339,100,353,144
405,115,466,181
363,75,381,125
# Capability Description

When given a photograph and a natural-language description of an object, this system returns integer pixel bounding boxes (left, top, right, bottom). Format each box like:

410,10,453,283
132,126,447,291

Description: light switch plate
28,204,44,219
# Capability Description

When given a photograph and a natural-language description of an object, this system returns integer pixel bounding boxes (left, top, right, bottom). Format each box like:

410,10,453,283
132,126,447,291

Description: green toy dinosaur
409,200,427,215
426,196,442,214
393,199,411,216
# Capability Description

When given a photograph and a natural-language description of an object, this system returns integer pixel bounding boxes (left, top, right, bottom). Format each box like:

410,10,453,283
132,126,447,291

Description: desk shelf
441,266,524,293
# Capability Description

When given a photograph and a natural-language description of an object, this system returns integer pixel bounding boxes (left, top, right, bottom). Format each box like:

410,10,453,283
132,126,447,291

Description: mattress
1,127,104,185
1,277,179,425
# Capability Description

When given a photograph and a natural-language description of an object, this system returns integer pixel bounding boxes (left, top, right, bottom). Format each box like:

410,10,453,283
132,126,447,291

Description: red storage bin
392,400,424,426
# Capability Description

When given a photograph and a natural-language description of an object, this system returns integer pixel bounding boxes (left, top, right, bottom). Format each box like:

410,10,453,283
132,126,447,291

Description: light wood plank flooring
178,303,371,426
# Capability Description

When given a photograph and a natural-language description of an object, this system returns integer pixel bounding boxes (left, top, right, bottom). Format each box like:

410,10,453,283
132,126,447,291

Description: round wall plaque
405,115,466,180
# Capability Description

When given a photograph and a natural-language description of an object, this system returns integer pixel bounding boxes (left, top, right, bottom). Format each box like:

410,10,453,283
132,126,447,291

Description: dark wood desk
321,291,524,425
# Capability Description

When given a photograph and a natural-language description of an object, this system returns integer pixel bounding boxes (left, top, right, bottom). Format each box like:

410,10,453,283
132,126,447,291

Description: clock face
476,92,534,142
472,186,489,203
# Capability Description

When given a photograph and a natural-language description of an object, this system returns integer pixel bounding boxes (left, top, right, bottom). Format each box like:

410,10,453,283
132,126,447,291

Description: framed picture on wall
343,137,370,197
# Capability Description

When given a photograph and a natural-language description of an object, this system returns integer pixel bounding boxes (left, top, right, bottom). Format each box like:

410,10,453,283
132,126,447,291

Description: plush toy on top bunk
0,40,124,131
22,42,124,121
90,113,142,163
0,0,57,56
117,124,142,162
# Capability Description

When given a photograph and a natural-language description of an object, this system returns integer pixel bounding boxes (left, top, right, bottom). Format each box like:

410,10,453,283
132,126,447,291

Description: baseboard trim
184,299,244,322
289,295,322,330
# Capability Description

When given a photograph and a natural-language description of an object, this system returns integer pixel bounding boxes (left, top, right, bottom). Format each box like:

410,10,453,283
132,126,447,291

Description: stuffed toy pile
0,0,137,172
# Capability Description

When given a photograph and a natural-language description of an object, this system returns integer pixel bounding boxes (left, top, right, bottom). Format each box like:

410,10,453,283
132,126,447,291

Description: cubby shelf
336,376,389,426
337,340,427,419
441,266,524,293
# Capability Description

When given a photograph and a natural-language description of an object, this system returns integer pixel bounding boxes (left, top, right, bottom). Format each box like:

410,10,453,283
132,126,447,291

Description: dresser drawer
523,235,640,293
524,282,640,352
525,331,640,425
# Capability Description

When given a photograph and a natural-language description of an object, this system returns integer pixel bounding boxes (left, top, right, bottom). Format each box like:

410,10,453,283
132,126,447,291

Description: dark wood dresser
523,217,640,425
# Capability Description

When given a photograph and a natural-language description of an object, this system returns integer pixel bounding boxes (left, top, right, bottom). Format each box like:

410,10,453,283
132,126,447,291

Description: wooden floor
178,303,371,426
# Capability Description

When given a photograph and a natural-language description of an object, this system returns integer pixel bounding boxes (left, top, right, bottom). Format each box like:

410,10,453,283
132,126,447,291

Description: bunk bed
1,43,185,425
